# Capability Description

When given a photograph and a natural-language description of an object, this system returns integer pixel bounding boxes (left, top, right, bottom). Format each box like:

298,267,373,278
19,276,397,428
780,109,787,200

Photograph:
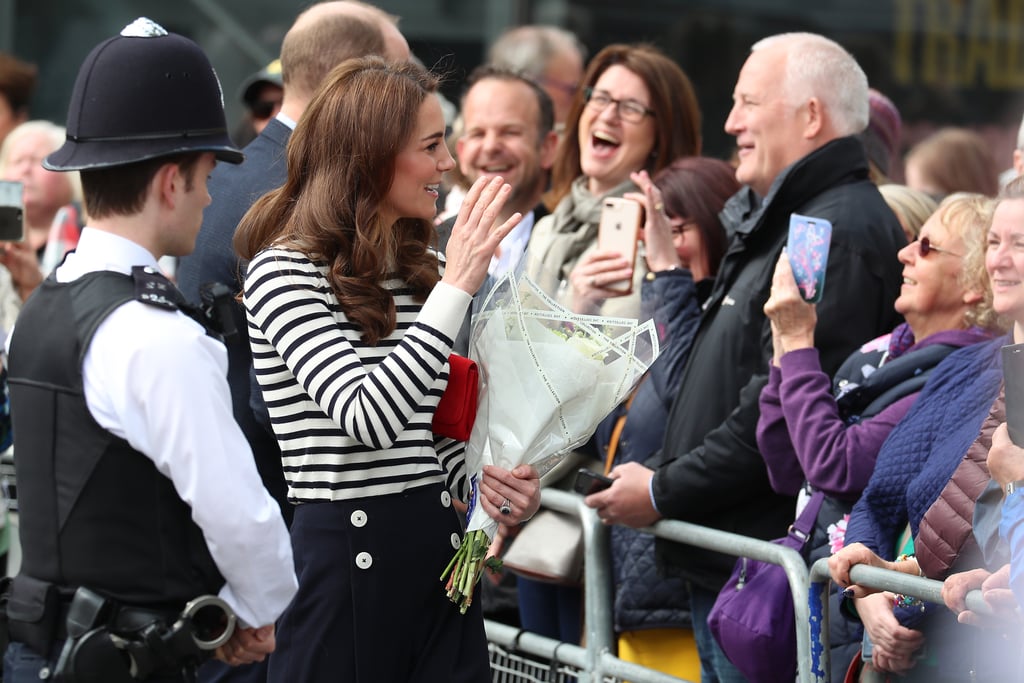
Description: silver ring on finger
500,498,512,515
590,276,597,287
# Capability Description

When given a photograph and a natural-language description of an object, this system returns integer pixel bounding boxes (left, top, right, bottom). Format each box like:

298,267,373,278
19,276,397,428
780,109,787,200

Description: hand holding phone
0,181,24,243
597,197,641,294
787,213,832,303
573,468,614,496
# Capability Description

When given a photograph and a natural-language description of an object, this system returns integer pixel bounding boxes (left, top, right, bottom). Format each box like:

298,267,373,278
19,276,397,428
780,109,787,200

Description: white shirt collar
275,111,298,130
56,227,161,282
489,210,536,278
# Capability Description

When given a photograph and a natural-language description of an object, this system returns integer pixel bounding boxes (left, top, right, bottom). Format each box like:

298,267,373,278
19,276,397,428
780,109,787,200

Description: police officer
3,18,296,682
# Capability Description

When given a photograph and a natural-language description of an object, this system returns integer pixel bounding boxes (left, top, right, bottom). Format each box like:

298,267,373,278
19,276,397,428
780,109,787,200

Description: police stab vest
7,269,223,607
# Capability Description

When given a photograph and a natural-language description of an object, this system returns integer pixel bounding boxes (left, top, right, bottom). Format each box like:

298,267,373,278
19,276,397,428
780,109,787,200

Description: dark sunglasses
916,236,962,259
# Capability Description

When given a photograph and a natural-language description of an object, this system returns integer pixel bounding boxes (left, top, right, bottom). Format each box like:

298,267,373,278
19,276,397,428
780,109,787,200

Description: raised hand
441,176,521,294
626,169,680,273
763,251,817,360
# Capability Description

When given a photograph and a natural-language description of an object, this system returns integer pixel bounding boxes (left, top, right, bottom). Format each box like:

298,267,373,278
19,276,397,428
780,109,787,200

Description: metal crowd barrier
642,515,813,682
807,557,994,683
485,488,995,683
485,488,814,683
484,487,693,683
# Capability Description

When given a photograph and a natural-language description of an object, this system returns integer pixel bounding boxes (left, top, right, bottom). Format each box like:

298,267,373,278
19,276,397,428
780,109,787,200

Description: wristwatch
1005,480,1024,496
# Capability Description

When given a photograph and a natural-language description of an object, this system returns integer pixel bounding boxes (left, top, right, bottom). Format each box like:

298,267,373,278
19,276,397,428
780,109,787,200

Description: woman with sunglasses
824,188,1024,682
758,193,1004,680
524,43,701,318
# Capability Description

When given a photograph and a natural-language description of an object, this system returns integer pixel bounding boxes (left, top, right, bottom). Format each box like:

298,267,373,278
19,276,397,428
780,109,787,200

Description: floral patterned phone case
787,213,832,304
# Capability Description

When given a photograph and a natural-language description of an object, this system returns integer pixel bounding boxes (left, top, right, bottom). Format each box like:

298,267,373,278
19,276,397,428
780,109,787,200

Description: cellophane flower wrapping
442,269,660,612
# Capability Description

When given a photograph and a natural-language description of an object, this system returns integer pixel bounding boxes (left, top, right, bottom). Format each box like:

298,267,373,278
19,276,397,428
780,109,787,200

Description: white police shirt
56,227,297,628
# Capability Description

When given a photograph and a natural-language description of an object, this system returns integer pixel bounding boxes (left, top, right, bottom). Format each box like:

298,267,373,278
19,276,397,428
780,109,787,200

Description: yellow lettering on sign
1008,0,1024,87
922,0,962,85
894,0,916,84
963,0,1000,87
896,0,1024,89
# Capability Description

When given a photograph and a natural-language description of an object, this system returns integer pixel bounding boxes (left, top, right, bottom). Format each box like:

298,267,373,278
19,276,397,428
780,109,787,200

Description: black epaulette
130,266,224,341
132,265,182,310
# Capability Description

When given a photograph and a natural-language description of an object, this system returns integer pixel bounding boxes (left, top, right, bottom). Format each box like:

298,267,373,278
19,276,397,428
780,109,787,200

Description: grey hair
487,25,586,79
0,119,84,210
751,32,868,137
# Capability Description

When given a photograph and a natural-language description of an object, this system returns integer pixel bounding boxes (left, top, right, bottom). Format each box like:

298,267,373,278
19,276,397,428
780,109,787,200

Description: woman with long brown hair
525,43,702,317
235,56,541,683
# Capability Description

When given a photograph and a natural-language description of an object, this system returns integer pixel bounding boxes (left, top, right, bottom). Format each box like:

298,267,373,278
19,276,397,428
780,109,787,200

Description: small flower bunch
440,479,503,614
827,514,850,555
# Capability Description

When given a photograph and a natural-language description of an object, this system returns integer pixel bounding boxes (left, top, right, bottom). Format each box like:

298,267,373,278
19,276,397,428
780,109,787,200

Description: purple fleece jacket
756,327,993,499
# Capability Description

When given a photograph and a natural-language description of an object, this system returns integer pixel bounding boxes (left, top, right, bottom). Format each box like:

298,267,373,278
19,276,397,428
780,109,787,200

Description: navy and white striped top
244,247,472,504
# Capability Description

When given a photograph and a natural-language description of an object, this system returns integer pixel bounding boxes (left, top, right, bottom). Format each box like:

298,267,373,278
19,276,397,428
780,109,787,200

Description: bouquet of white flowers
441,269,660,613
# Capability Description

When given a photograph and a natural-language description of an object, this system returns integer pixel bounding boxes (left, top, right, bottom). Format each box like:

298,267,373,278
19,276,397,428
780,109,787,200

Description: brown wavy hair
652,157,739,278
905,127,999,199
234,56,441,345
549,43,702,205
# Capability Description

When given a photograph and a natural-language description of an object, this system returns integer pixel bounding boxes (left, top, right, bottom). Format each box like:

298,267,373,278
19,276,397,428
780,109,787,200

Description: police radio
198,281,239,343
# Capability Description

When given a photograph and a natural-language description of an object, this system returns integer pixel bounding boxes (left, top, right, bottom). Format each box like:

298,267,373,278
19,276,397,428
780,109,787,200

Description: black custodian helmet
45,18,243,171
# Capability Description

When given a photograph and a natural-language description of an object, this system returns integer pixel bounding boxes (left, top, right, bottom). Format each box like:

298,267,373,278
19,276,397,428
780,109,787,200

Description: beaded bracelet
892,553,925,609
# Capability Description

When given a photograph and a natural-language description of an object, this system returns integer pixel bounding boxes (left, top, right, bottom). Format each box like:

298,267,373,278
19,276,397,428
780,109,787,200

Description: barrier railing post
534,488,692,683
578,494,614,682
645,519,814,683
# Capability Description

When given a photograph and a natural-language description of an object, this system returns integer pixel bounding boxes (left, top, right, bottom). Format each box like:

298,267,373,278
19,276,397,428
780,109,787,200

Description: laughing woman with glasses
510,42,700,649
757,192,1005,680
524,43,701,319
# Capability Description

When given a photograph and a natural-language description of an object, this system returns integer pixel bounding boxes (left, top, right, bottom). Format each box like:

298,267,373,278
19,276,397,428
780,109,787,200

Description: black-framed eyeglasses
917,236,962,259
584,87,654,123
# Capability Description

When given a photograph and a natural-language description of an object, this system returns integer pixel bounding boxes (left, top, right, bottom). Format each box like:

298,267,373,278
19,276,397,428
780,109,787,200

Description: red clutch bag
432,354,479,441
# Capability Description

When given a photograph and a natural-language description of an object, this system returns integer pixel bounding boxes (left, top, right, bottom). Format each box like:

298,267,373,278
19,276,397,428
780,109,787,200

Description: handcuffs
53,590,236,682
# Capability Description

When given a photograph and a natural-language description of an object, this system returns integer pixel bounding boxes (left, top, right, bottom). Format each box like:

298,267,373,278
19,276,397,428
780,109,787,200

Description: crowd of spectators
4,2,1024,682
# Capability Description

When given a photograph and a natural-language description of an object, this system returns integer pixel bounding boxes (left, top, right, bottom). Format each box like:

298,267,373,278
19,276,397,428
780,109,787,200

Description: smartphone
0,181,24,243
573,468,614,496
1003,343,1024,446
597,197,642,295
787,213,832,304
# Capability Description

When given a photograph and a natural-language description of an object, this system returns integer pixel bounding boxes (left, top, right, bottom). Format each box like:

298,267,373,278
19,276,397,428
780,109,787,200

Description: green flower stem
441,528,493,614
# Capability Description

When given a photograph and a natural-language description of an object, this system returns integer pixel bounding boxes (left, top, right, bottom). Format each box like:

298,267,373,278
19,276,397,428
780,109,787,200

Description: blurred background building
1,0,1021,178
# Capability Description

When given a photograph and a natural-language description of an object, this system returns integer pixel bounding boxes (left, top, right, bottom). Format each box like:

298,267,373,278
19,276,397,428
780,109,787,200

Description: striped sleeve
244,248,471,450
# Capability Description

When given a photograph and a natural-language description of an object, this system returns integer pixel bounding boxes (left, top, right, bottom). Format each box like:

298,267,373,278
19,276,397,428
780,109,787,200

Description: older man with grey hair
583,32,906,682
488,25,585,134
